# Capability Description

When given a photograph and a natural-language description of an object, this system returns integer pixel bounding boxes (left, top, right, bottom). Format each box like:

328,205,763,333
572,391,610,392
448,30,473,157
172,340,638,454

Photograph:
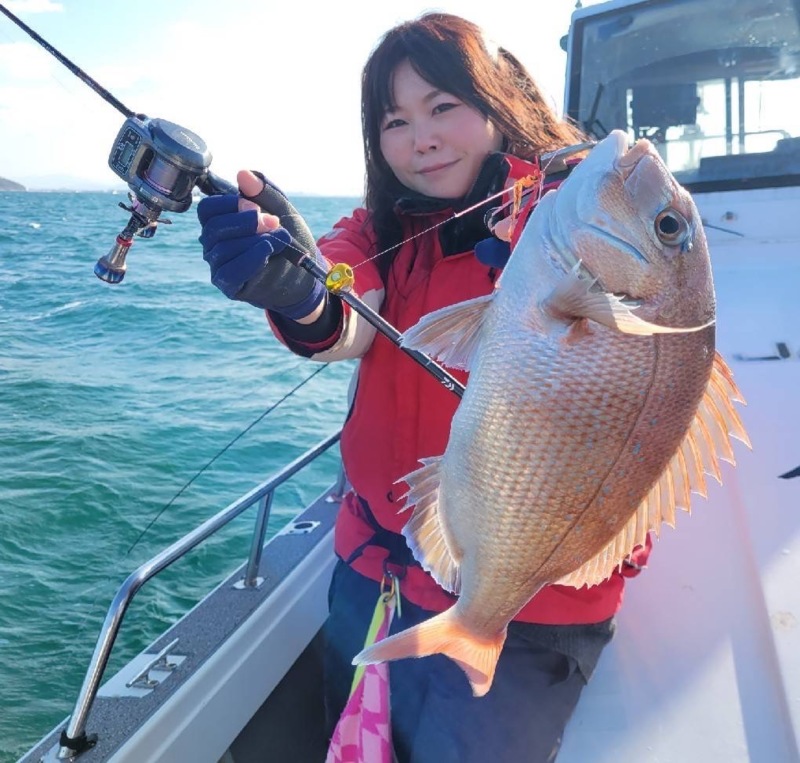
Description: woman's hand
197,171,326,321
236,170,282,230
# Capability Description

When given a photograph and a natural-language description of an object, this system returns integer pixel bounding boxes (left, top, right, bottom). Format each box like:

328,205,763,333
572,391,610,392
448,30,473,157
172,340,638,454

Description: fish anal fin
353,608,506,697
544,267,714,336
557,351,750,589
399,457,462,594
400,293,495,370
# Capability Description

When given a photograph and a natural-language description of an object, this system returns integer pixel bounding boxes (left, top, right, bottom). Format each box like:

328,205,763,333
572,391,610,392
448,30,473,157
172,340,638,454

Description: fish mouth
547,131,649,302
617,136,655,170
578,129,628,172
598,129,655,173
592,129,658,179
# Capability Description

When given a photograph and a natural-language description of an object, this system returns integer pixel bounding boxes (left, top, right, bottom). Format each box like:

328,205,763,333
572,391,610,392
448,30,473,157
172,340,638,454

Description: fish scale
453,333,688,603
354,130,750,696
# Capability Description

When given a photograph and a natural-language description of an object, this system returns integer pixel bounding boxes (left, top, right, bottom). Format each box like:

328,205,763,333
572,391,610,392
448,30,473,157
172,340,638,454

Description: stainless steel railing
55,430,342,759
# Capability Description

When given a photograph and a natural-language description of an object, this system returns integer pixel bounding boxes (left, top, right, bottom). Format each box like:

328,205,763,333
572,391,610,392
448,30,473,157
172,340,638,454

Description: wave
26,299,85,321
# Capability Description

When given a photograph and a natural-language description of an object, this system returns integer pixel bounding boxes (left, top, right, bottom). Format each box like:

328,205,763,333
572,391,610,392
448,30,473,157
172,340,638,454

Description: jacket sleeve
267,208,386,362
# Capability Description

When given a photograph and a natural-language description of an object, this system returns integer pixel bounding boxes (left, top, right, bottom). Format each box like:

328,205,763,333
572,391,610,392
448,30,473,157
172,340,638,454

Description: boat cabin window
566,0,800,191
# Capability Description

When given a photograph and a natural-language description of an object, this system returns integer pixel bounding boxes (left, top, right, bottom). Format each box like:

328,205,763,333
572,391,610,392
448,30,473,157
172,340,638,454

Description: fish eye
654,208,690,247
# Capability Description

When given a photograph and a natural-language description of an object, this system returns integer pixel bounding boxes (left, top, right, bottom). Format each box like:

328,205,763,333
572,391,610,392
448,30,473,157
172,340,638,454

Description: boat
18,0,800,760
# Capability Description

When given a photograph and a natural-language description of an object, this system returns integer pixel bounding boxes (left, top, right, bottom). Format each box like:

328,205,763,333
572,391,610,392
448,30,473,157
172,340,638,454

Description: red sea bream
353,130,750,696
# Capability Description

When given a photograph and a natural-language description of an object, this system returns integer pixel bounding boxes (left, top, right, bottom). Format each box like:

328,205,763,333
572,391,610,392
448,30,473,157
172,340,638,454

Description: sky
0,0,603,195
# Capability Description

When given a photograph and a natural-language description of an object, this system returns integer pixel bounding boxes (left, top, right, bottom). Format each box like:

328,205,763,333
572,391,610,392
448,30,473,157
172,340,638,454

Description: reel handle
94,235,131,283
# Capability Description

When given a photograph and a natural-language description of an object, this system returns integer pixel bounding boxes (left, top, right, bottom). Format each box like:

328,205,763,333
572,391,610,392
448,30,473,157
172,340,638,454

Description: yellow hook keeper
325,263,355,293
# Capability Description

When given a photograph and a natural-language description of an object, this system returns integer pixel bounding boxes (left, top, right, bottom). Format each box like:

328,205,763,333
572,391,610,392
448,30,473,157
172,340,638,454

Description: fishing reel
96,115,234,283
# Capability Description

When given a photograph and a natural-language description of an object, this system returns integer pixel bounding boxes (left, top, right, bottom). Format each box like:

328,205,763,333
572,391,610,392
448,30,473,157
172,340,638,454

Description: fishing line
125,361,330,557
70,362,334,651
0,3,573,279
1,4,569,534
346,144,589,270
348,184,519,272
0,22,82,103
0,4,133,117
347,158,559,273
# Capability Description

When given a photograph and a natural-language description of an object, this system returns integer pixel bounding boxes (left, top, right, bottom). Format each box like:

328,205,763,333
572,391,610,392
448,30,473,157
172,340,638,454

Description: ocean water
0,190,360,761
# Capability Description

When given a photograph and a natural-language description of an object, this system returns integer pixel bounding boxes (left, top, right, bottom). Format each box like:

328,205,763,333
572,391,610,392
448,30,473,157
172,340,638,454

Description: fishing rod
0,3,467,397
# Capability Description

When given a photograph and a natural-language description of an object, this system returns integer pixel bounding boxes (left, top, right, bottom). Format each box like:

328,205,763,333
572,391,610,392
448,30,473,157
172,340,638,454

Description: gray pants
324,559,613,763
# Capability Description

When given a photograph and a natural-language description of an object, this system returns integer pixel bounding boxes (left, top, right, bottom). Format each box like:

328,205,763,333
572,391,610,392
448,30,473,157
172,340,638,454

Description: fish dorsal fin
556,351,751,589
400,293,495,371
398,456,463,594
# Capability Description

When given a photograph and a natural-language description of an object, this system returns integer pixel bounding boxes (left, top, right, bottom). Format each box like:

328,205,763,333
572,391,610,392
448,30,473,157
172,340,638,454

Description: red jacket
271,154,651,624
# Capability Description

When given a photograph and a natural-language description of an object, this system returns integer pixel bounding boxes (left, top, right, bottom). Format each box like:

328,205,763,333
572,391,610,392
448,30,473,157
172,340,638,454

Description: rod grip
240,171,317,256
199,171,320,311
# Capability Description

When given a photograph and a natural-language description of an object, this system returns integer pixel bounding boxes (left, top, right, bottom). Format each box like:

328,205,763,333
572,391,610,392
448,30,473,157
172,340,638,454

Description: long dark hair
361,12,586,278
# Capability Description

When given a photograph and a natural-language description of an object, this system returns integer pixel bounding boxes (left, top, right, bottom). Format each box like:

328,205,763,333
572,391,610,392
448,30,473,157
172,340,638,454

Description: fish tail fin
352,608,506,697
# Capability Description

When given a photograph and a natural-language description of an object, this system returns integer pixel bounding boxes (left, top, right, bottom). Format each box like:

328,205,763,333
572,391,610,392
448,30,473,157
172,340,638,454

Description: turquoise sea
0,190,360,761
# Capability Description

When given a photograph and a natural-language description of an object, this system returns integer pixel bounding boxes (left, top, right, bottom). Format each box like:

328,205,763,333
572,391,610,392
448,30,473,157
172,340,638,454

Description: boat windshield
567,0,800,191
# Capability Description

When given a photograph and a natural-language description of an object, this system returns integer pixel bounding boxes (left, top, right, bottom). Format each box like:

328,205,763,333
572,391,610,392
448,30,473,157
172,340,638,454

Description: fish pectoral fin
399,457,462,594
556,352,750,590
544,267,714,336
353,608,506,697
400,293,495,370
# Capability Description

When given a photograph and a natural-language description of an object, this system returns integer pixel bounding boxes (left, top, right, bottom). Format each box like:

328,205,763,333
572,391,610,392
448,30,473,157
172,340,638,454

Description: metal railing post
53,431,341,758
242,491,274,587
326,465,348,503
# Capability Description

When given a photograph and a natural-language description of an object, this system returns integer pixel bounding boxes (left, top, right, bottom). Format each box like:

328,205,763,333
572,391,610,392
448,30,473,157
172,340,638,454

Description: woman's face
379,59,503,199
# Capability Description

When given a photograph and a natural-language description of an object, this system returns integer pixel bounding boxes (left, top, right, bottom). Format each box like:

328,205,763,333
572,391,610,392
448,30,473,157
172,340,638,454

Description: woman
198,13,651,762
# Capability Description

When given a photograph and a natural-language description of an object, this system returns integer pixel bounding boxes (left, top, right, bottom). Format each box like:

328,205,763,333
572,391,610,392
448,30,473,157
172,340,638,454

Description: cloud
0,0,64,82
3,0,63,12
0,40,57,80
0,0,579,194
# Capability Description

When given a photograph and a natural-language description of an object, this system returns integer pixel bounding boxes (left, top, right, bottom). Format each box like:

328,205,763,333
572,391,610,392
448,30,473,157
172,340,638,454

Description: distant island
0,174,128,192
0,176,26,192
0,173,361,196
